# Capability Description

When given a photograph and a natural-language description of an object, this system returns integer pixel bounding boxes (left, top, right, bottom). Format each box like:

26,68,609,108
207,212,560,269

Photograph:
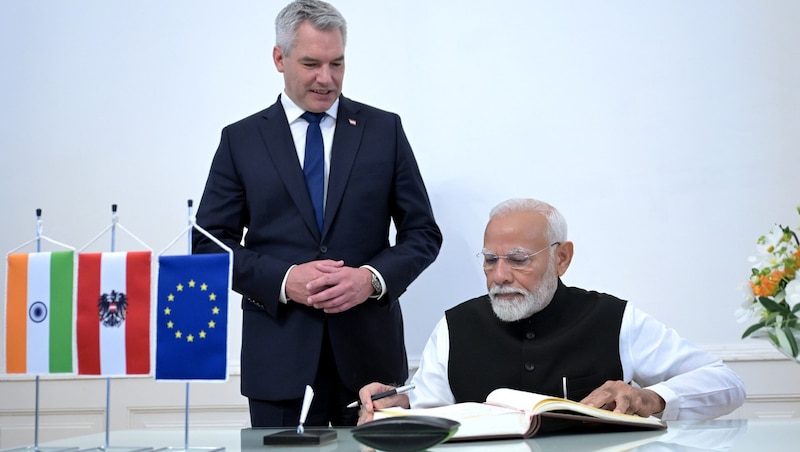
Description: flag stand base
2,447,79,452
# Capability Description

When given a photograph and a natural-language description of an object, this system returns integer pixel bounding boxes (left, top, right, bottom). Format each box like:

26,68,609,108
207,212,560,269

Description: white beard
489,261,559,322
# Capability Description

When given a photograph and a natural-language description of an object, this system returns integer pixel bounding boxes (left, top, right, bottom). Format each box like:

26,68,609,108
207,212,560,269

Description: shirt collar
280,92,339,123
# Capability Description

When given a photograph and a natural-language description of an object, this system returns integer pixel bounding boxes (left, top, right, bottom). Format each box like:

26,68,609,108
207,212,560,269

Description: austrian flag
77,251,151,376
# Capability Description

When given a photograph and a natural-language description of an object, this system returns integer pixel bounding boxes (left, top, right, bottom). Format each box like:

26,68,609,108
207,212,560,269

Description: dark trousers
247,322,359,427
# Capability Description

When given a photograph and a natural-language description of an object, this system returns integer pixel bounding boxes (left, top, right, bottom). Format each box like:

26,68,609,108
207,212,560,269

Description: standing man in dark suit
193,0,442,427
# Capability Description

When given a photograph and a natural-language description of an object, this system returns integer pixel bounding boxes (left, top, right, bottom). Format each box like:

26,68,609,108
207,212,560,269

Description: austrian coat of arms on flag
76,251,152,376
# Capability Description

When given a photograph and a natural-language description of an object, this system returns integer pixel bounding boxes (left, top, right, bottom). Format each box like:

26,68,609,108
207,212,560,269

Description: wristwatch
370,271,382,296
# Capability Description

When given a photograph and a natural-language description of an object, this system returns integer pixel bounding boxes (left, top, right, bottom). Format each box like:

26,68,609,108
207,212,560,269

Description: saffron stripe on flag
6,253,29,373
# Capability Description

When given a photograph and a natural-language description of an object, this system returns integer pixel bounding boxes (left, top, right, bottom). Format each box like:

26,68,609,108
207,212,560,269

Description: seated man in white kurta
357,198,745,425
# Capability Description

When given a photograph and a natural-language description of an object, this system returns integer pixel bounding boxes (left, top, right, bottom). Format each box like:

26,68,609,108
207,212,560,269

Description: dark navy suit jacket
193,95,442,401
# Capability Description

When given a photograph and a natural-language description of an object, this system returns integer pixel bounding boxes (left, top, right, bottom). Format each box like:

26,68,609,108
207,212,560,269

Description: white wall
1,0,799,374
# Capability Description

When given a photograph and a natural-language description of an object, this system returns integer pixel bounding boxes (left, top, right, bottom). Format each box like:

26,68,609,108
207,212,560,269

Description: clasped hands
355,380,665,425
286,259,374,313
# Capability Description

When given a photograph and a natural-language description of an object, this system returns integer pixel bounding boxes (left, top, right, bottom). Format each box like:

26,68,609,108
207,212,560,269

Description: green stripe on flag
49,250,74,372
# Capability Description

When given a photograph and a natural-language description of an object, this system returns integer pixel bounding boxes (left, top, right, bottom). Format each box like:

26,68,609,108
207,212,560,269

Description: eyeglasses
478,242,560,270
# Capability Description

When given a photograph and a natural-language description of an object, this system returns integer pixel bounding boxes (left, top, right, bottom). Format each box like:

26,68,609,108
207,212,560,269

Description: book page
486,388,559,410
486,388,665,428
375,403,535,439
377,402,520,421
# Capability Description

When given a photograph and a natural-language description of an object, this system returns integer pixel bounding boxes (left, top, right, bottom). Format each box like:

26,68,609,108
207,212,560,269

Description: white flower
749,227,785,270
740,281,755,303
735,283,761,323
734,305,757,324
785,278,800,308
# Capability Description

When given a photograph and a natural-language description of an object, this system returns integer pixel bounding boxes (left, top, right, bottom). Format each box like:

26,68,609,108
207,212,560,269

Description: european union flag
155,253,230,380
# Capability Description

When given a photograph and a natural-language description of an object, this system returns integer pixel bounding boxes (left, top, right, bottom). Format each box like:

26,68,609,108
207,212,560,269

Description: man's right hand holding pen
356,382,412,425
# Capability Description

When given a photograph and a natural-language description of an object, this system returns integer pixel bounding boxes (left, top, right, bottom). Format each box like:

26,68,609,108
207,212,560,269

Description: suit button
319,245,328,253
524,362,535,372
525,331,536,340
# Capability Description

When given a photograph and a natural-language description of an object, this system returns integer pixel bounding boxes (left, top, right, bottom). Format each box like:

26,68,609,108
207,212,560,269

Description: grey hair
489,198,568,244
275,0,347,56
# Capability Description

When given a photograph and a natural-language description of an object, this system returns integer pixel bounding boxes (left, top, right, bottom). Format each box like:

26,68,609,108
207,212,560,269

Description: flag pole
36,208,42,252
184,199,193,451
76,204,152,452
5,209,76,452
111,204,117,252
32,208,77,451
103,204,119,451
34,209,42,450
154,200,231,451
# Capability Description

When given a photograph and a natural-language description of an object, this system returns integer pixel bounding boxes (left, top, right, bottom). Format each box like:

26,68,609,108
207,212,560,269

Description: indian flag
76,251,151,376
5,251,75,374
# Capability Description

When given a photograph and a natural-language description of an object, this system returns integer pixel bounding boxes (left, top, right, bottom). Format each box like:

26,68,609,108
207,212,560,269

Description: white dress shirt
409,303,745,420
277,93,386,303
281,93,338,199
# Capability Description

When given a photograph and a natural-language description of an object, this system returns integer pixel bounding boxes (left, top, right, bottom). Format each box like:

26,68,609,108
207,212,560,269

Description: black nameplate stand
263,430,337,446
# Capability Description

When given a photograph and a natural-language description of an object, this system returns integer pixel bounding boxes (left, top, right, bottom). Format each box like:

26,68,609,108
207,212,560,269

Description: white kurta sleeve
408,316,456,408
619,304,745,420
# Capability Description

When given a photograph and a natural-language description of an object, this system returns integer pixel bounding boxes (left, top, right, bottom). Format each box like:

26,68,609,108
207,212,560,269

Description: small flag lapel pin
348,118,357,126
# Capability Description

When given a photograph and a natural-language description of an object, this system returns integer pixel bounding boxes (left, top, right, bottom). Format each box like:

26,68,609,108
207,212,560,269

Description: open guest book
373,388,667,440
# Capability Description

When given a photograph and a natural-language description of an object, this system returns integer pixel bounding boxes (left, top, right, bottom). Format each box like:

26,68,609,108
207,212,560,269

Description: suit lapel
258,98,320,239
324,96,364,238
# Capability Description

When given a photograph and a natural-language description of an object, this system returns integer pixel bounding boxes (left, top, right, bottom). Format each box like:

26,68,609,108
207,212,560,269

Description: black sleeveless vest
446,281,626,403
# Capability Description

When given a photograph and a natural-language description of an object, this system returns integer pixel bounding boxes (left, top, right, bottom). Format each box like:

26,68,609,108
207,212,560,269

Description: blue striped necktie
301,111,326,232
